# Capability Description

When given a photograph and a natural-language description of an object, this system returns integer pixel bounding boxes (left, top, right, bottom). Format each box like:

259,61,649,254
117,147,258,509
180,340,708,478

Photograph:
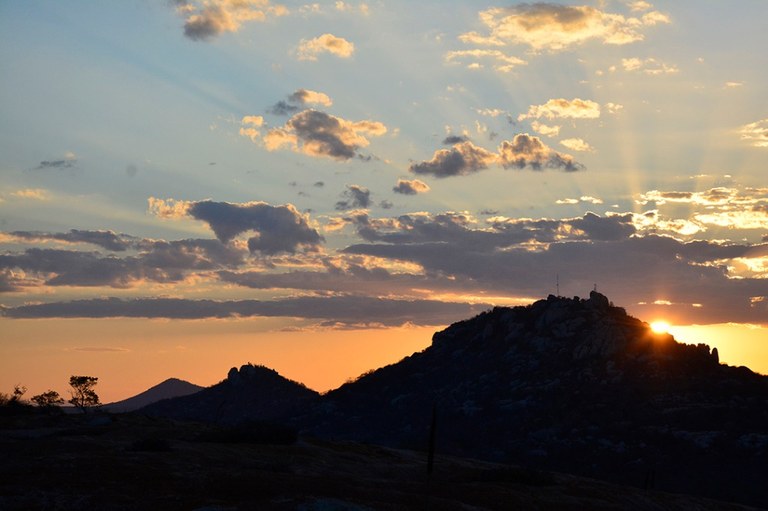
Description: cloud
497,134,581,171
410,135,581,177
269,89,333,116
0,238,248,289
239,115,264,141
264,109,386,160
148,198,323,255
2,295,486,327
176,0,288,41
35,152,77,170
442,135,469,145
459,3,671,51
621,57,678,75
393,179,430,195
335,1,369,15
11,189,49,200
740,119,768,148
409,141,497,178
8,229,136,252
340,211,768,326
531,121,560,137
444,49,527,73
297,33,355,60
556,196,603,205
518,98,601,121
335,184,371,210
560,138,595,152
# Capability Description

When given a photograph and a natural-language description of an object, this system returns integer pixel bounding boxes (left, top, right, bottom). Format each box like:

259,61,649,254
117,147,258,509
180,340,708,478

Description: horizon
1,1,767,404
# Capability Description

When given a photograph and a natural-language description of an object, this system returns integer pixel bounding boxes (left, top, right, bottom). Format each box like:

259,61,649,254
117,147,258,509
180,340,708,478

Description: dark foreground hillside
0,412,761,511
301,292,768,507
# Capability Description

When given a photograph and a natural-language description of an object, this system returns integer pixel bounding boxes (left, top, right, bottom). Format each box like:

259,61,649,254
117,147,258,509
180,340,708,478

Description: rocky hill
300,292,768,507
141,364,319,425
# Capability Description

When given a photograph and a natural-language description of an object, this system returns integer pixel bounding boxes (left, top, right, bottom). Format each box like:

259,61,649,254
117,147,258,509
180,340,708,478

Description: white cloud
459,3,671,52
297,33,355,60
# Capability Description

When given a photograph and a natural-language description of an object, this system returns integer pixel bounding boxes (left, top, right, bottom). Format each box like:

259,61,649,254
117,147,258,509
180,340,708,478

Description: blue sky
1,1,767,400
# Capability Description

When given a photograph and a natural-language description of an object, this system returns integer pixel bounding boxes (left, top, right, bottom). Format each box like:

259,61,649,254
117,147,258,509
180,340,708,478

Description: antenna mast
556,274,560,296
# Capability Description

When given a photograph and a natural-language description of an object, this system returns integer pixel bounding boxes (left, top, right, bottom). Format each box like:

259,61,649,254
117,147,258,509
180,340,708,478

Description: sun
650,320,671,334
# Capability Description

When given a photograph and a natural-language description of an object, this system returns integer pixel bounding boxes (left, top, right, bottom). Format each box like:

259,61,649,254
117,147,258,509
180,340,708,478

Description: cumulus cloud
393,179,430,195
497,134,581,171
410,135,581,177
459,3,670,51
239,115,264,142
297,33,355,60
410,141,497,178
176,0,288,41
740,119,768,147
1,295,485,327
444,49,527,72
148,198,323,254
531,121,560,137
560,138,595,152
264,109,386,160
335,184,371,210
518,98,601,121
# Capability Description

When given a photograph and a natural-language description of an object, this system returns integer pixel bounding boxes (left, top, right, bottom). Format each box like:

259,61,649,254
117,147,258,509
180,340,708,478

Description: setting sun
650,321,671,334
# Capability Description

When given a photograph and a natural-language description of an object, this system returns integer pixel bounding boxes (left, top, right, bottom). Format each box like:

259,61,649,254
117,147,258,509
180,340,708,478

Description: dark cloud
410,141,496,178
35,159,76,170
313,181,325,187
185,200,323,254
265,110,387,161
269,89,332,116
2,295,487,327
10,229,136,252
443,135,469,145
335,185,371,210
393,179,430,195
341,227,768,325
0,239,247,289
379,200,393,210
268,100,300,116
345,211,635,248
410,135,581,178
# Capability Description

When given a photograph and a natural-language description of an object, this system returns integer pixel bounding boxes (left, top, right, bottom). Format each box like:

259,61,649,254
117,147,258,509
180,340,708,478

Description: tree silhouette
69,376,100,413
31,390,65,408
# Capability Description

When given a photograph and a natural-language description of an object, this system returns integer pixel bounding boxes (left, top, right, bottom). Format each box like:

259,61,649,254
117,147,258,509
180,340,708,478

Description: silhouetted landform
140,292,768,507
141,364,319,425
102,378,203,413
0,413,762,510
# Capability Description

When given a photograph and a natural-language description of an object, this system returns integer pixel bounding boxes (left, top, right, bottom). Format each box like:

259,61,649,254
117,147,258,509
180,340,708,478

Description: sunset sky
1,1,767,403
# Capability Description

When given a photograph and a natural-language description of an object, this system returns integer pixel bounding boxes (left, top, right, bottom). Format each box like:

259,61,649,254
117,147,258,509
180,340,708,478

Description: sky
1,0,767,403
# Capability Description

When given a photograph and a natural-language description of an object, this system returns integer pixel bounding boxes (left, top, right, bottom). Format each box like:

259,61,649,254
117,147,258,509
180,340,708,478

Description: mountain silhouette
103,378,203,413
141,292,768,506
141,364,318,425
